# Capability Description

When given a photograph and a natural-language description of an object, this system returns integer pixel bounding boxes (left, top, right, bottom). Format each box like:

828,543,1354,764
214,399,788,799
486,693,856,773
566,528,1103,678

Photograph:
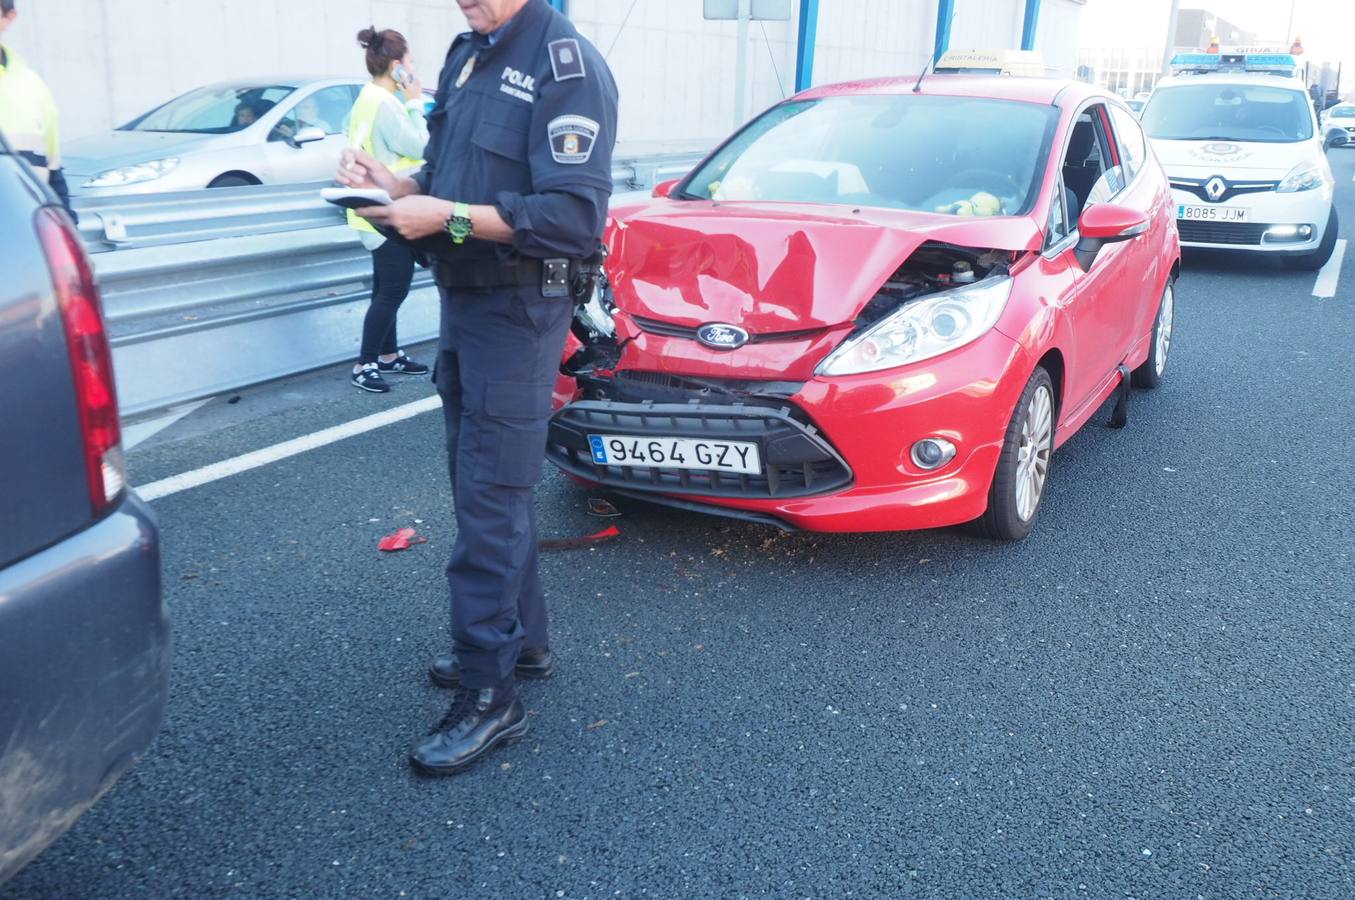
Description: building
1173,8,1255,50
1078,5,1260,98
8,0,1084,149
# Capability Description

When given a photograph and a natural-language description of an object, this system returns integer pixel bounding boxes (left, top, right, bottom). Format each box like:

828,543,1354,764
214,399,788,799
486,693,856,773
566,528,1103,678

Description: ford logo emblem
696,323,750,351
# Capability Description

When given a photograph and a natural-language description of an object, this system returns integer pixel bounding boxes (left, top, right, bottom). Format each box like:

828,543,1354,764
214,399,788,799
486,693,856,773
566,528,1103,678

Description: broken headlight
575,276,616,339
817,275,1012,376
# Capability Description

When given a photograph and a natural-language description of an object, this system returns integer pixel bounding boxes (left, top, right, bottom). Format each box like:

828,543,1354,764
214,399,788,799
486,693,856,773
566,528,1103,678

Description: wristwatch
445,202,473,244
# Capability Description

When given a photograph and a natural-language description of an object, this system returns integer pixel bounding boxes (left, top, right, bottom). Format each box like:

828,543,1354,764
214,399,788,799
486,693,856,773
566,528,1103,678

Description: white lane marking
135,395,442,502
1312,238,1347,299
122,400,210,451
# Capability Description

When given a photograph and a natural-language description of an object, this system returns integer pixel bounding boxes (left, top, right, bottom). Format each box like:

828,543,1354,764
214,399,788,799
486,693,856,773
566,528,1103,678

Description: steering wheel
1253,125,1286,136
949,168,1023,198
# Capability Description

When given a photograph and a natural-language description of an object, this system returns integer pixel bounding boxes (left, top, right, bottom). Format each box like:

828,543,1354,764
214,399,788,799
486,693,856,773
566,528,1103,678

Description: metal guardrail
79,150,707,417
75,151,706,253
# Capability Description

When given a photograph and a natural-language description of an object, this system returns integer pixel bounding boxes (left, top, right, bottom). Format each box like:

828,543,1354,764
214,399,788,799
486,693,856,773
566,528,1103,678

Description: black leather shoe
410,685,527,776
428,646,554,689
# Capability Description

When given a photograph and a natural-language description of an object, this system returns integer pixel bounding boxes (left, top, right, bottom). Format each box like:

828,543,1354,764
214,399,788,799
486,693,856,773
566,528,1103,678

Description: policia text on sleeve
339,0,618,775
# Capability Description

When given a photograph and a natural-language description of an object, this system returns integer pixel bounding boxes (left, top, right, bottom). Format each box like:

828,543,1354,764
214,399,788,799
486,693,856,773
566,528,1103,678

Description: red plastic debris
378,527,428,552
539,525,621,552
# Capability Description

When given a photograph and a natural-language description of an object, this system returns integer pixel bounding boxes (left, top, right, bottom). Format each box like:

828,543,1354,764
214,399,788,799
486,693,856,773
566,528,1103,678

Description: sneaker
351,363,390,393
377,351,430,376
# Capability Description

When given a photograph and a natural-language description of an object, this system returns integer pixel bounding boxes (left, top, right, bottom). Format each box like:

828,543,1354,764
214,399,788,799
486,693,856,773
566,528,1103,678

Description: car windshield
1141,83,1313,142
121,85,296,134
680,94,1058,217
1331,106,1355,119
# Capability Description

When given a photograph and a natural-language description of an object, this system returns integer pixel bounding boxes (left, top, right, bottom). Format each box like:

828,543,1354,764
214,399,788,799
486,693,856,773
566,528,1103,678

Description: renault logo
696,323,750,350
1204,177,1227,202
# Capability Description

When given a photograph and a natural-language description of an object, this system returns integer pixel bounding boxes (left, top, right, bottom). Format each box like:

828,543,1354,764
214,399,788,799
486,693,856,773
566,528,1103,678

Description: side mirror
1325,131,1349,150
1074,203,1148,269
292,126,326,147
652,178,680,199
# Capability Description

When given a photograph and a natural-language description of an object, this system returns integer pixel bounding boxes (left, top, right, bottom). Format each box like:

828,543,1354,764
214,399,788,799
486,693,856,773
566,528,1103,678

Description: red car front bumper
549,328,1031,533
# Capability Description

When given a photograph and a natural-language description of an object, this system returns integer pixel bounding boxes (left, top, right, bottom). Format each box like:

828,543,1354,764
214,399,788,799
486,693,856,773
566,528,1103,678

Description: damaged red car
548,76,1180,538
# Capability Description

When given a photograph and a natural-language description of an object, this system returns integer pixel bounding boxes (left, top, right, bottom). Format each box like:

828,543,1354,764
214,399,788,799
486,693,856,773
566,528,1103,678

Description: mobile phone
394,65,412,86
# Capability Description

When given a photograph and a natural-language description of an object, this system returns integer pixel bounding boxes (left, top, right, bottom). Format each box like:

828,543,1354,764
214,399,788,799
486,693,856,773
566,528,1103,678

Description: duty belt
433,256,596,298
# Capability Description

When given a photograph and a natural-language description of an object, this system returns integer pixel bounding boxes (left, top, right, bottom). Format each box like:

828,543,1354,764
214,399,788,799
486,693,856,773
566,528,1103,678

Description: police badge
547,115,599,164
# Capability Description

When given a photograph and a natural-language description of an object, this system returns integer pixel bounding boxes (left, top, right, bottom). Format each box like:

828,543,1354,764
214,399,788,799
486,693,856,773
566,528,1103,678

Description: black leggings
359,240,417,364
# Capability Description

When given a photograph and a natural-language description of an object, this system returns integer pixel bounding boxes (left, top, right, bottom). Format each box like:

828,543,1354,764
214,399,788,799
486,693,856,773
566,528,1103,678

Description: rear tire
207,174,258,189
1281,206,1339,271
974,367,1055,542
1131,279,1174,389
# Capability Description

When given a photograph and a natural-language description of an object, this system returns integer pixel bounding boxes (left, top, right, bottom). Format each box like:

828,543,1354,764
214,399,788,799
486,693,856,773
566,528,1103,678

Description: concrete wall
568,0,1085,151
6,0,1084,150
5,0,464,140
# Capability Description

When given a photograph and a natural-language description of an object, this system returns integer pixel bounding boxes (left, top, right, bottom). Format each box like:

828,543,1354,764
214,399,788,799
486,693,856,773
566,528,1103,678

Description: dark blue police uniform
416,0,618,693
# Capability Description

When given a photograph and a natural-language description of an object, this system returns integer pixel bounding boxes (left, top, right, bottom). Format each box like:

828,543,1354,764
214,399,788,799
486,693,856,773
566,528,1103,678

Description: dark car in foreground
0,134,170,885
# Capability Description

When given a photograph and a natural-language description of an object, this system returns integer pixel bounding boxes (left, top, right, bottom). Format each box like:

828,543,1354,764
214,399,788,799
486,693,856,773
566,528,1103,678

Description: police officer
0,0,74,216
337,0,617,775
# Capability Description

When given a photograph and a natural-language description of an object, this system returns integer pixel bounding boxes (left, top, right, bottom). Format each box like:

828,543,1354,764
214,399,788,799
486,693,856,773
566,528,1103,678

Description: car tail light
35,206,126,515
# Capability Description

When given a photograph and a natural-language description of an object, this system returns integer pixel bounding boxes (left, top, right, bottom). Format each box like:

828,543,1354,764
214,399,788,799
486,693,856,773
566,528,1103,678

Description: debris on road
587,497,621,518
539,525,621,552
378,528,427,552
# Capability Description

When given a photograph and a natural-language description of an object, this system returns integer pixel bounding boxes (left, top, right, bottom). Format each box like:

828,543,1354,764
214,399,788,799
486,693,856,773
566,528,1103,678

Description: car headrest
1066,121,1096,165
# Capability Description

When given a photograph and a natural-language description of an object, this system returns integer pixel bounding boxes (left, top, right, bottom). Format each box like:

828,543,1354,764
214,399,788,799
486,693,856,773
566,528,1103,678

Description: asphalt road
6,152,1355,900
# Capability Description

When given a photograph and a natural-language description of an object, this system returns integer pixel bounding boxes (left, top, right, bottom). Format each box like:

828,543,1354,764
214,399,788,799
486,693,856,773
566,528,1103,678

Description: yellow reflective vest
346,82,423,233
0,45,62,185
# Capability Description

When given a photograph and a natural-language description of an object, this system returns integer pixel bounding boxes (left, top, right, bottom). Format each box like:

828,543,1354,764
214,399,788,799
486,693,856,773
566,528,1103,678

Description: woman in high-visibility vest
348,26,431,393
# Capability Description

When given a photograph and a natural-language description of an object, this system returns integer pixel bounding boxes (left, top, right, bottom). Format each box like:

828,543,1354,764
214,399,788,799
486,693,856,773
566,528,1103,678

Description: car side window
1057,107,1113,228
270,86,355,143
1109,106,1147,182
1080,105,1125,210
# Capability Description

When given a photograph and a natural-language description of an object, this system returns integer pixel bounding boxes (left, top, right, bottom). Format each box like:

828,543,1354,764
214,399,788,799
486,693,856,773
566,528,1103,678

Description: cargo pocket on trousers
474,381,555,487
513,292,572,336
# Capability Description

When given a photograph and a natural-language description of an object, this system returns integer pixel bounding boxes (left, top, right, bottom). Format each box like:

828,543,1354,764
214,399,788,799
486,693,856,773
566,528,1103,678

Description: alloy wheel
1015,384,1054,522
1155,283,1174,378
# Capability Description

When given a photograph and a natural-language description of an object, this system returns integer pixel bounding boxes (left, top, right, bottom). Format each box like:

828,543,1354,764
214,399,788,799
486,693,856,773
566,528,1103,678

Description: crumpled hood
606,200,1042,332
1148,138,1316,178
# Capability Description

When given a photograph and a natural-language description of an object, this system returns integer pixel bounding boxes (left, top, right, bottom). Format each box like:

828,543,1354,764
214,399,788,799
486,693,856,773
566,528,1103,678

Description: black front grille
547,400,853,499
1170,177,1277,203
631,316,829,344
1177,220,1271,245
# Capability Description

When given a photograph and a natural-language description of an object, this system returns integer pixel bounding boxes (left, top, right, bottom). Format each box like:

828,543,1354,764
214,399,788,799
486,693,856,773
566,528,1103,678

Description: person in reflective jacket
336,0,617,776
0,0,74,217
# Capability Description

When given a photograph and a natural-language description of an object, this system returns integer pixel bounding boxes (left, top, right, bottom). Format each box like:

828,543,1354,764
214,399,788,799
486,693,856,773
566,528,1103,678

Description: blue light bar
1170,52,1299,75
1243,53,1298,69
1170,53,1219,68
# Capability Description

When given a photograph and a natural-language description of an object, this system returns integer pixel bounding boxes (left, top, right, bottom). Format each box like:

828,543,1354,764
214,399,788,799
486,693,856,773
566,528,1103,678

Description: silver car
1320,103,1355,149
64,77,369,196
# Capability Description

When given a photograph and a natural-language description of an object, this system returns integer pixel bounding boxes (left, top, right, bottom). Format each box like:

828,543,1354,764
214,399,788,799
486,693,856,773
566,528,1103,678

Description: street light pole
1160,0,1181,76
1285,0,1297,43
733,0,751,129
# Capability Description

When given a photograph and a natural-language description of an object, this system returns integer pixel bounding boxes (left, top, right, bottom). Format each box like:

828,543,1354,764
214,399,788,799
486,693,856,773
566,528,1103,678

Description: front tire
974,367,1055,541
207,173,258,189
1281,206,1339,271
1131,279,1174,389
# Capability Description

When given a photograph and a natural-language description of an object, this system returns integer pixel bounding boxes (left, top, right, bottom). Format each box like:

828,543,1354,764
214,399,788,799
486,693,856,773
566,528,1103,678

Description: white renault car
1140,53,1347,270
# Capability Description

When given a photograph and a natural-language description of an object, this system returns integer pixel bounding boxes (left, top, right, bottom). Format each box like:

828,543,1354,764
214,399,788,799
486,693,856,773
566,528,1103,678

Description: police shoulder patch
547,114,600,165
549,38,586,82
